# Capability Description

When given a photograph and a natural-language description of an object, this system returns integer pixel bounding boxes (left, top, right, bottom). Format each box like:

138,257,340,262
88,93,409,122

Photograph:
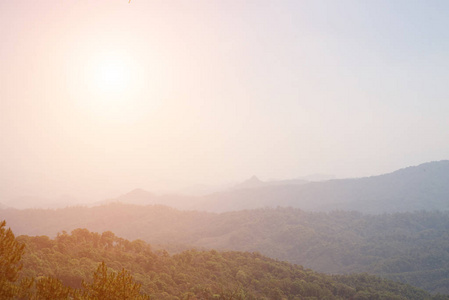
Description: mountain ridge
3,160,448,213
194,160,449,213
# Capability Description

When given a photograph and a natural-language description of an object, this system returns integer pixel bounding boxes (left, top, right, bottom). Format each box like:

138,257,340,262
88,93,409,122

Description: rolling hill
97,160,449,214
193,160,449,213
4,161,448,213
15,226,445,300
3,204,449,293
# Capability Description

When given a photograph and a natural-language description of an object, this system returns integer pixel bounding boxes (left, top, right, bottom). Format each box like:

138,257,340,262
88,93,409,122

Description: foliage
0,220,25,298
32,276,75,300
4,205,449,293
12,225,447,299
82,262,149,300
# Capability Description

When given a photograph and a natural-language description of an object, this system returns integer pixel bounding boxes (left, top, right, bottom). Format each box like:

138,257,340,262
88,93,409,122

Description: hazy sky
1,0,449,202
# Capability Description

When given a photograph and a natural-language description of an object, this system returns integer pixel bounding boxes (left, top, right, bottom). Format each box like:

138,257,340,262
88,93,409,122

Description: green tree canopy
82,262,149,300
0,220,25,298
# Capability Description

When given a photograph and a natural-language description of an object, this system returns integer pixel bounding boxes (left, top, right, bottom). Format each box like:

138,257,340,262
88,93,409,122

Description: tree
82,262,149,300
33,276,75,300
0,220,26,299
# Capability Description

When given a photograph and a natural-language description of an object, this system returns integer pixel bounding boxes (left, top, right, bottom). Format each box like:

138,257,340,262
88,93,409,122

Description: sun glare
92,54,130,94
70,49,150,122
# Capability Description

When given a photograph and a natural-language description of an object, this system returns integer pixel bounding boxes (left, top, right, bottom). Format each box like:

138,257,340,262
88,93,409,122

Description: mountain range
98,160,449,214
2,160,449,294
2,160,449,213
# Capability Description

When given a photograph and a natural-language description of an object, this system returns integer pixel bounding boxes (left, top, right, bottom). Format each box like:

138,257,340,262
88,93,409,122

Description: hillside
194,160,449,213
99,160,449,213
11,226,446,299
3,204,449,293
4,161,448,213
231,176,308,190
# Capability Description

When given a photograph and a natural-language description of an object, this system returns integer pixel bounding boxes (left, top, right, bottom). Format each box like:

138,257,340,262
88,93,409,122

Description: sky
1,0,449,203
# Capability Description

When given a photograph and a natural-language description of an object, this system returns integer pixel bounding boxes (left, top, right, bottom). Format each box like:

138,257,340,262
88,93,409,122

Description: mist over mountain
195,160,449,213
2,160,449,293
96,188,199,210
232,175,309,190
4,195,81,210
92,160,449,214
297,174,336,182
4,160,447,213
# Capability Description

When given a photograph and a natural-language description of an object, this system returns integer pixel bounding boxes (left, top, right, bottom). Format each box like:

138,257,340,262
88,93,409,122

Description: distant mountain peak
233,176,265,190
247,175,262,183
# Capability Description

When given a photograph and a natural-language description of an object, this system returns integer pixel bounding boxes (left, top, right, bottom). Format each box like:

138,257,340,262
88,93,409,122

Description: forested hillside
3,205,449,293
3,221,446,300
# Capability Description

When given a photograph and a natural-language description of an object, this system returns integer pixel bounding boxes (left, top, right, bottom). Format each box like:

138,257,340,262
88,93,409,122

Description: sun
74,50,145,122
68,48,150,122
91,53,131,95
